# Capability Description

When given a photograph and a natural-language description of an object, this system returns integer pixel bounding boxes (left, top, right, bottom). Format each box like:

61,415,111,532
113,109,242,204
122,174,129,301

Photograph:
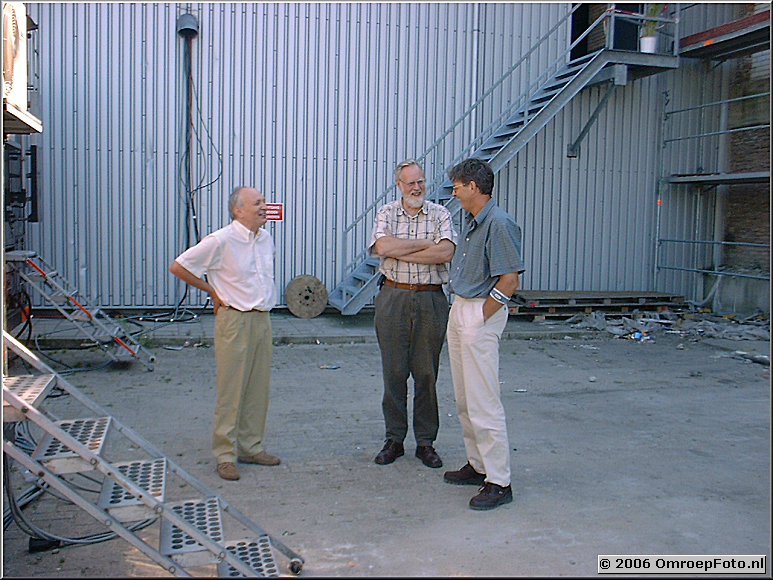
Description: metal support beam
567,81,618,158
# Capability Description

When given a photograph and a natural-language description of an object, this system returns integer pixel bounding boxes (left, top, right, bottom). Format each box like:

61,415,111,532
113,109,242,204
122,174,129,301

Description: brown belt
383,279,442,292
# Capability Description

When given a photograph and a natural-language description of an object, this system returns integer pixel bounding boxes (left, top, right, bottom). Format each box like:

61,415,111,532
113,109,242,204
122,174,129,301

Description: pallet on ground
508,291,686,320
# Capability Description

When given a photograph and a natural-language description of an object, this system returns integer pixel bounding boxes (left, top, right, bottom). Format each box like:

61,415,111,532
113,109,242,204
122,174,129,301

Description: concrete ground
2,309,771,577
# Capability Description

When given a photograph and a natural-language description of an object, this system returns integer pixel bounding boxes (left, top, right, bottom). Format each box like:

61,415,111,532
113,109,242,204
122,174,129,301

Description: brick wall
723,59,770,273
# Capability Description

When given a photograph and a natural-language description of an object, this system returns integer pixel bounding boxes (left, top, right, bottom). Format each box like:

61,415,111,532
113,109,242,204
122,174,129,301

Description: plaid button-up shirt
368,199,457,285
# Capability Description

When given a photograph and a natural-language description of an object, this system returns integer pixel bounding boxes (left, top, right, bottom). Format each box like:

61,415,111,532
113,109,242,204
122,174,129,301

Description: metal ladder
2,331,304,577
5,250,156,371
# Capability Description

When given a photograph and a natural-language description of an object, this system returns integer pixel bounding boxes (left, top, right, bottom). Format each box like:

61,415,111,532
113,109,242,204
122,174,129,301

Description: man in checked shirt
368,159,458,469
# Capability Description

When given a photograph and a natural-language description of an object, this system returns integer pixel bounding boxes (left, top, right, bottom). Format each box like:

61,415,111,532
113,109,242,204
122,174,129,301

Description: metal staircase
2,331,304,577
5,250,156,370
328,4,680,315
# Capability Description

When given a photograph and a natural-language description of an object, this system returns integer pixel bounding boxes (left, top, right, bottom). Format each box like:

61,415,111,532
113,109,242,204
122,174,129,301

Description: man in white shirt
170,186,280,481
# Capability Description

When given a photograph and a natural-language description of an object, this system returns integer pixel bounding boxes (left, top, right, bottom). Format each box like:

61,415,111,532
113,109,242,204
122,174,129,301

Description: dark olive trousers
374,285,449,446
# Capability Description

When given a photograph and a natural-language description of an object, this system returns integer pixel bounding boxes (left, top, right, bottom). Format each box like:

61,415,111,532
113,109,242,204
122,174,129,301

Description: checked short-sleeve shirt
368,199,457,285
449,198,525,299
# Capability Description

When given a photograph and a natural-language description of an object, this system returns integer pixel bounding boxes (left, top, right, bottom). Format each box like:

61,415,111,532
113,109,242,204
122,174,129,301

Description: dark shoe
443,462,486,486
469,482,513,510
374,440,404,465
415,446,442,468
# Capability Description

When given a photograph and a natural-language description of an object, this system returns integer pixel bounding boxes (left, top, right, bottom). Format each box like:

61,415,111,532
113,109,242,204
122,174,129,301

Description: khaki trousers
447,297,511,487
212,308,272,464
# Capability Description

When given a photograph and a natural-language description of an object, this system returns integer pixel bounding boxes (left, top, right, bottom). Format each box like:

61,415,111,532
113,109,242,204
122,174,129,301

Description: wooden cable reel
285,275,328,318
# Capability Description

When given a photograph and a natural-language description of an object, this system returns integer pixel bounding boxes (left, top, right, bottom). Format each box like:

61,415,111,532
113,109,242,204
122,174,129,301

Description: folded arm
373,236,455,264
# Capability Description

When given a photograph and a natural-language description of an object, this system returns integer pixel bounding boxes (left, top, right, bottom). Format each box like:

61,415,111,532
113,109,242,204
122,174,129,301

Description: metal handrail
657,240,771,282
666,92,770,115
657,265,770,282
659,238,770,249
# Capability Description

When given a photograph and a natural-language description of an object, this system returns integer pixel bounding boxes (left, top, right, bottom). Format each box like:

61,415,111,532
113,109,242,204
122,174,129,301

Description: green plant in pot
642,3,667,38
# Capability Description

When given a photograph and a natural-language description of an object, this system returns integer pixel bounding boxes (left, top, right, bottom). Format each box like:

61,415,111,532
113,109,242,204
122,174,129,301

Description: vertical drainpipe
177,13,199,245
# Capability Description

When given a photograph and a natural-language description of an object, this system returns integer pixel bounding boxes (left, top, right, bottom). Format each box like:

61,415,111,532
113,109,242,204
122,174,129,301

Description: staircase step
30,416,112,474
351,271,374,282
97,458,167,522
327,291,344,310
48,293,71,303
159,497,224,567
217,536,280,577
28,270,57,281
4,249,37,261
3,374,57,422
542,77,571,91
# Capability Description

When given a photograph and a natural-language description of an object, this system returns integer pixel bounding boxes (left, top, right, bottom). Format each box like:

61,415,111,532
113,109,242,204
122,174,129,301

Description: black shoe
374,440,404,465
443,462,486,486
415,446,443,468
469,482,513,510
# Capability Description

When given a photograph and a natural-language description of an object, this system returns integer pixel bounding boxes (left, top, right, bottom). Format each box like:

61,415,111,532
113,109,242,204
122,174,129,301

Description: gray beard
403,195,426,209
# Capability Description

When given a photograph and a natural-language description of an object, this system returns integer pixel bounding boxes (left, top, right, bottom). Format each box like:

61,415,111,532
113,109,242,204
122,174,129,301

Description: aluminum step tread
159,497,224,567
217,536,280,578
30,416,112,474
97,458,167,521
3,373,57,410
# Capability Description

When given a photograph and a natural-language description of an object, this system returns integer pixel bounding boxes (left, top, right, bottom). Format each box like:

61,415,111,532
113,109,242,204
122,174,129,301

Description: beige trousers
212,308,272,463
447,297,511,487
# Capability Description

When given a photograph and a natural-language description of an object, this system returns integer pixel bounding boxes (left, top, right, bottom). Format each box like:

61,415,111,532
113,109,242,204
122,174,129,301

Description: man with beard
368,159,457,468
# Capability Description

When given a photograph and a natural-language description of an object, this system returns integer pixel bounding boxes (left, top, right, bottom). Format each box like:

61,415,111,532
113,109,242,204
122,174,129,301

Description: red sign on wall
265,203,284,221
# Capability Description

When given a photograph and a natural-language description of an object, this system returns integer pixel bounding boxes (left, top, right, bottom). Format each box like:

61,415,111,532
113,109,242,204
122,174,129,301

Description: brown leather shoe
238,451,281,466
443,462,486,486
469,482,513,510
415,445,443,468
374,440,404,465
217,462,240,480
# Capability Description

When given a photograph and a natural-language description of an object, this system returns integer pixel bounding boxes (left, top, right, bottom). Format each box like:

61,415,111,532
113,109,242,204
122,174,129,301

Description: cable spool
285,275,328,319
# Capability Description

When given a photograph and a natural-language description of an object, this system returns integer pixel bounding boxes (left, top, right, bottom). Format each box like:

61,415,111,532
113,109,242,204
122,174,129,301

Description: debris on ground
732,351,771,366
565,309,770,342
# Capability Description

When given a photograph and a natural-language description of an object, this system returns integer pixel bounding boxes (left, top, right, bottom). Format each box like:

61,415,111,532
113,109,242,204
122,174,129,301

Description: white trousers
447,297,511,487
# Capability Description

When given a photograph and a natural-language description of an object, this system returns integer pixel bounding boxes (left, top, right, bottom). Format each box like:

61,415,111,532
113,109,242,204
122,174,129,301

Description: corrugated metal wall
22,2,740,310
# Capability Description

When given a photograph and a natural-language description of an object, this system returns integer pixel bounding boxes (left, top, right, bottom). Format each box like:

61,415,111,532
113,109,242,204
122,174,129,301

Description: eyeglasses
399,179,426,188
